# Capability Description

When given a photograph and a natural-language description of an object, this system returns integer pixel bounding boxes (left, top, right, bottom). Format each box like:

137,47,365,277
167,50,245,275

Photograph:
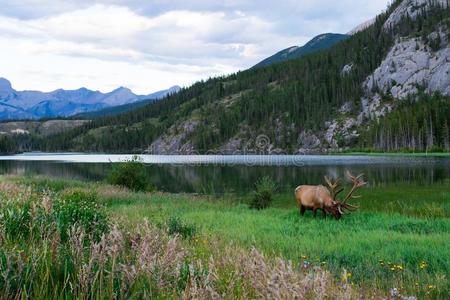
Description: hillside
0,78,179,120
253,33,349,68
9,0,450,155
73,86,181,118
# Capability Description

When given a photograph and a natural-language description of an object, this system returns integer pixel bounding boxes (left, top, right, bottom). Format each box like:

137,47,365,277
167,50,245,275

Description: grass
0,177,365,299
1,175,450,298
106,192,450,297
269,182,450,218
340,151,450,157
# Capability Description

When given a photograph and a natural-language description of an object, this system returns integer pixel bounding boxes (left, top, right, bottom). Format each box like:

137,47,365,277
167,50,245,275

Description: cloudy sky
0,0,391,94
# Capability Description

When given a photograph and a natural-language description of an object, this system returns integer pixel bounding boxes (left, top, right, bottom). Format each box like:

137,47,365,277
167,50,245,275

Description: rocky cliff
321,1,450,150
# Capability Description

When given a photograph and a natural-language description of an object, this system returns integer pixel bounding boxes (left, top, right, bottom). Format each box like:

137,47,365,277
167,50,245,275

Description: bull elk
295,171,366,219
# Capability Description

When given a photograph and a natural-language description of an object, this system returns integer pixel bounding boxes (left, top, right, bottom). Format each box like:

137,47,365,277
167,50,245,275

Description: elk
294,171,366,219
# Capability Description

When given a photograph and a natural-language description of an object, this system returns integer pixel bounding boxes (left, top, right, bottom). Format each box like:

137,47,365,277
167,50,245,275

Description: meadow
0,175,449,299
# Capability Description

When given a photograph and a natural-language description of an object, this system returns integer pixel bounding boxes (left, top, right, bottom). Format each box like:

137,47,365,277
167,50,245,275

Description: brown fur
295,185,340,219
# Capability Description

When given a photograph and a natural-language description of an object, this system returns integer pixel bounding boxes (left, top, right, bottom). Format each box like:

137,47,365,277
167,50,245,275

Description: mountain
0,79,180,120
253,33,349,68
74,86,181,118
6,0,450,155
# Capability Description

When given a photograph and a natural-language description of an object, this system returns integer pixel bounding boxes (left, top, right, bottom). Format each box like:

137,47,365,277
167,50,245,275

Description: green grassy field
106,188,450,297
2,175,450,298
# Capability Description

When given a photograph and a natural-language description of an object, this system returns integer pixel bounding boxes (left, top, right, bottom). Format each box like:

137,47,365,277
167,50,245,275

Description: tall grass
0,180,378,299
106,189,450,298
2,176,449,298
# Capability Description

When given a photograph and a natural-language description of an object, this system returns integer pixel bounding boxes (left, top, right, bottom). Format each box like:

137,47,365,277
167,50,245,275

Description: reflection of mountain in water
1,160,449,194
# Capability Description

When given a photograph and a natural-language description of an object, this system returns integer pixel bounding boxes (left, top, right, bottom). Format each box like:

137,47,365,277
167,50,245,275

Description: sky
0,0,391,94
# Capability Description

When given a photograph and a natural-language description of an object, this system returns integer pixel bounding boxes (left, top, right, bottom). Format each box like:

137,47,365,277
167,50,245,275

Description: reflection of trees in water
145,164,450,194
0,161,111,182
1,160,449,194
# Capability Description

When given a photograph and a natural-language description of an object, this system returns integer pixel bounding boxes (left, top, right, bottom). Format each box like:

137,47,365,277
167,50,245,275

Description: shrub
167,216,197,239
249,176,277,210
53,190,109,241
106,155,153,192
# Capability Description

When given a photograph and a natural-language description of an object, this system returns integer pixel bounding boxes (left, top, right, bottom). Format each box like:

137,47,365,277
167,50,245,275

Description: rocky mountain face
383,0,449,30
0,78,180,120
317,2,450,151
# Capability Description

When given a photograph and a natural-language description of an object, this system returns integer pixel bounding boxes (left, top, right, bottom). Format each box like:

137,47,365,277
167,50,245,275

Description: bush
106,155,153,192
249,176,277,210
167,216,197,239
54,190,109,241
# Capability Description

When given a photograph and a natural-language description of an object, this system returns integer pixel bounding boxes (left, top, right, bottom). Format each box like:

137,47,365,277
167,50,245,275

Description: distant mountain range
0,77,180,120
253,33,349,68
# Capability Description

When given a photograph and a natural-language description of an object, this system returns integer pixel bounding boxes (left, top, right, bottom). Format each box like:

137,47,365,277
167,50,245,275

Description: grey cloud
0,0,391,92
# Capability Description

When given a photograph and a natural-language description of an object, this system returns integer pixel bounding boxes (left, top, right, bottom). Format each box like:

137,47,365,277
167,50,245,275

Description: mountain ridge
253,33,349,68
0,78,180,120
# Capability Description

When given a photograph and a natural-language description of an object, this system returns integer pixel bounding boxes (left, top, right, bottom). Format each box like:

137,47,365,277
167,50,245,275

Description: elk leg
322,209,327,218
300,205,306,216
313,209,317,218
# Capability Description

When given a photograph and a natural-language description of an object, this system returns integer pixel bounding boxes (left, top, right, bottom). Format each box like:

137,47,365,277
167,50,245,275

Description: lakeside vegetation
1,175,449,299
339,151,450,157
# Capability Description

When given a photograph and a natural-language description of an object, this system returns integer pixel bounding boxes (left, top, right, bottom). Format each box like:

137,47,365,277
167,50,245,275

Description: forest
360,93,450,152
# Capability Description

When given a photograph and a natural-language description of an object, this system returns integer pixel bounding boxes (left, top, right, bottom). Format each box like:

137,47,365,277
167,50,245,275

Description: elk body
295,172,366,219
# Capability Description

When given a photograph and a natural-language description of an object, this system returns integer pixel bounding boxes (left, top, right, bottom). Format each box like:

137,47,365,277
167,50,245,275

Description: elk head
324,171,366,219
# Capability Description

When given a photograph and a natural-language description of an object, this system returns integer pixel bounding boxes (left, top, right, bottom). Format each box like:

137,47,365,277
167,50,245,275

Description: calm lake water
0,153,449,194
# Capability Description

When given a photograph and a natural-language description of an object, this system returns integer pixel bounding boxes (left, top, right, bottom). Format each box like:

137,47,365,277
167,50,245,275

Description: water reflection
1,155,449,194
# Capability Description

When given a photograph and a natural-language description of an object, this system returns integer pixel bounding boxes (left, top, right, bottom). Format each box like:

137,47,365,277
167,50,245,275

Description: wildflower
427,284,435,289
419,261,428,269
301,255,308,259
302,260,310,269
389,288,400,298
341,269,352,283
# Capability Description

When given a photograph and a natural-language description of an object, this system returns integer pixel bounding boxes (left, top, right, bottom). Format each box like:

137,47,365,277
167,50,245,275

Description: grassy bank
1,176,450,299
339,151,450,157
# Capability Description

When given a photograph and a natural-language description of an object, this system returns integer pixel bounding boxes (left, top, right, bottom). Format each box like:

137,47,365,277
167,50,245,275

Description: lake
0,153,449,194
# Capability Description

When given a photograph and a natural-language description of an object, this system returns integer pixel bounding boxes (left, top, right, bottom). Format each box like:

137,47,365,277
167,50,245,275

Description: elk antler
324,176,344,200
342,171,367,205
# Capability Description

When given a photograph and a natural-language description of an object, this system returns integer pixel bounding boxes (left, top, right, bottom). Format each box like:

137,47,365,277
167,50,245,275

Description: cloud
0,0,391,94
